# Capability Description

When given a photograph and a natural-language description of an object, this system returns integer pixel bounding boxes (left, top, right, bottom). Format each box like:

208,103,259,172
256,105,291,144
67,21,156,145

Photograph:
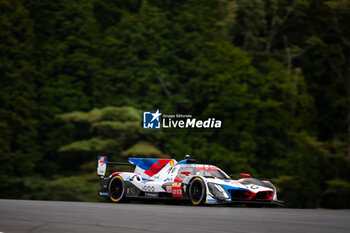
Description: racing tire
108,175,126,203
189,177,206,205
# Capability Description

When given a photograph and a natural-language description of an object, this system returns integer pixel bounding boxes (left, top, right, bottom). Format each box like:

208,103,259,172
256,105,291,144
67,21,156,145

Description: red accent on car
229,189,255,199
174,175,182,182
157,159,172,166
148,163,162,174
144,159,173,177
240,173,251,178
144,170,154,177
255,191,274,201
172,183,183,198
244,190,255,200
111,172,122,176
197,167,218,171
180,171,192,176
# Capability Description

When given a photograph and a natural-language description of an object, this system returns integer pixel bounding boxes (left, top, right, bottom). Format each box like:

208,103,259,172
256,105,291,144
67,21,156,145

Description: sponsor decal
206,199,218,204
127,187,137,195
97,156,107,176
172,183,183,198
145,192,158,197
142,185,155,192
143,110,222,129
99,156,105,163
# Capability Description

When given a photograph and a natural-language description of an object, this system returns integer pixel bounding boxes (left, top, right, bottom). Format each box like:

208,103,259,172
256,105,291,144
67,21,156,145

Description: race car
97,155,283,206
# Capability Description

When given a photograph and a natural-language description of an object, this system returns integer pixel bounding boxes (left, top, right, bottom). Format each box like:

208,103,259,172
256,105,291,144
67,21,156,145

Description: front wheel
108,175,126,203
189,177,206,205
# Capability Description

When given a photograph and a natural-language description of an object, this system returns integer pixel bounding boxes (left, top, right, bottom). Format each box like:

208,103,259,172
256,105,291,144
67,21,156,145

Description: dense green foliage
0,0,349,208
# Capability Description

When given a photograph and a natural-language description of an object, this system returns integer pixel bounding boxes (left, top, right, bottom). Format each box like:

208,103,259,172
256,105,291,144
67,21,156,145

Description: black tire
108,175,126,203
189,177,206,205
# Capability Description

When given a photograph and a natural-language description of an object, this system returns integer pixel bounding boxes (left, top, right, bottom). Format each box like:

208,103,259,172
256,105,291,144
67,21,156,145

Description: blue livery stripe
221,184,249,200
129,158,160,171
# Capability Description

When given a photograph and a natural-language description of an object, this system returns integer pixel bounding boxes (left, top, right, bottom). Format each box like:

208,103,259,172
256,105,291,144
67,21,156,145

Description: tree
57,106,166,170
0,0,41,176
24,0,103,173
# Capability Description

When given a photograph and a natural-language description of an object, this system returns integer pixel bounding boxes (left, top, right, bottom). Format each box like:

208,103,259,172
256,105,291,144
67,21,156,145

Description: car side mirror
240,173,251,178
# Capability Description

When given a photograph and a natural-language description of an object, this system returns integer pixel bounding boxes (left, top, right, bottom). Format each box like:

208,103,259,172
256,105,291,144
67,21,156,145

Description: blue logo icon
143,110,162,129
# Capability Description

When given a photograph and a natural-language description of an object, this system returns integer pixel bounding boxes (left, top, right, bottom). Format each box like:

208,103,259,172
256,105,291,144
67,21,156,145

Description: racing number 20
173,189,182,195
172,183,183,198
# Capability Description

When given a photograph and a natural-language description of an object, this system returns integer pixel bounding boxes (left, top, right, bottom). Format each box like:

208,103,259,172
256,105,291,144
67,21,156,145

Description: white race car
97,155,283,206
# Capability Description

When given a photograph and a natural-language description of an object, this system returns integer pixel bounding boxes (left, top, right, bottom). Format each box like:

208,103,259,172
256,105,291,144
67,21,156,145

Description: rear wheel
108,175,126,203
189,177,206,205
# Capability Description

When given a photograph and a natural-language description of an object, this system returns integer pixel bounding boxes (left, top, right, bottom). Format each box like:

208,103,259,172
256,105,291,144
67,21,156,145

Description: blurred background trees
0,0,349,208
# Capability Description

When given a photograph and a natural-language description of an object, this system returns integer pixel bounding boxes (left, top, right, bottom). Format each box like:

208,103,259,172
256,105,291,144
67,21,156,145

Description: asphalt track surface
0,199,349,233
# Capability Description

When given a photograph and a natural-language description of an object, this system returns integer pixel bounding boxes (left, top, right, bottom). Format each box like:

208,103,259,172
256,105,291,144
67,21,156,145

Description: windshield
196,169,229,179
177,165,230,180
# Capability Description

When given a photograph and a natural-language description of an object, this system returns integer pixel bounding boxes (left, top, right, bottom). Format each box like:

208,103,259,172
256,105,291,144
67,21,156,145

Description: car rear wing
97,156,134,177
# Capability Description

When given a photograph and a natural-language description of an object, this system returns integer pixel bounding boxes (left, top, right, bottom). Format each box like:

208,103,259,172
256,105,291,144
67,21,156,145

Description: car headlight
208,183,229,200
